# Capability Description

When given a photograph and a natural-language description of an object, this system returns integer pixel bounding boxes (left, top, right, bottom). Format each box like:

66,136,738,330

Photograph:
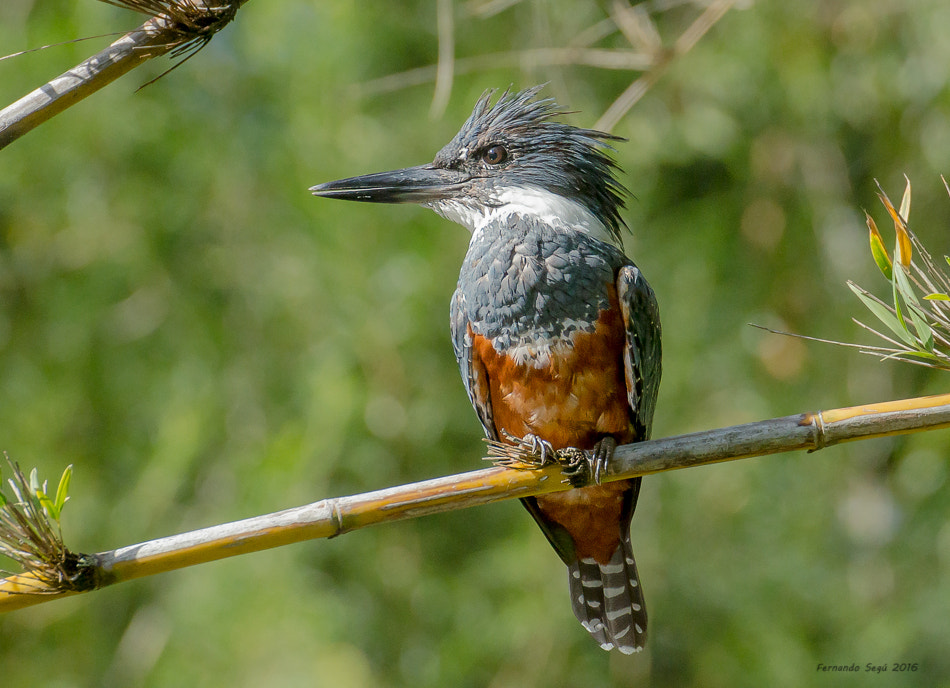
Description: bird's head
310,86,628,245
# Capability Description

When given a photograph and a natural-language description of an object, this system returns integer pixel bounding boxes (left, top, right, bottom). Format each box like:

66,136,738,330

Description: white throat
427,185,620,248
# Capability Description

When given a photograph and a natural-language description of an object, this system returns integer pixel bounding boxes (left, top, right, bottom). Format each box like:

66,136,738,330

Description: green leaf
55,465,73,514
892,265,935,351
882,349,941,364
907,304,934,352
36,488,58,521
924,293,950,301
848,282,916,346
888,349,950,370
893,264,924,309
891,275,909,333
867,215,893,280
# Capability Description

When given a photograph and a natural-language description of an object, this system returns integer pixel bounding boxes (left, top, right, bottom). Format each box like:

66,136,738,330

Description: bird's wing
616,264,662,441
450,288,498,441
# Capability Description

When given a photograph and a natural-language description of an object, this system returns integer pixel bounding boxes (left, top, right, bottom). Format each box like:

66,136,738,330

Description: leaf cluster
848,178,950,370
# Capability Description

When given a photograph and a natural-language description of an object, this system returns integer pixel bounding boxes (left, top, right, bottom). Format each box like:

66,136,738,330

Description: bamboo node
810,410,828,452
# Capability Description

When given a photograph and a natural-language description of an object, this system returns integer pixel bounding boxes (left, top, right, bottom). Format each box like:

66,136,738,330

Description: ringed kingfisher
310,86,661,654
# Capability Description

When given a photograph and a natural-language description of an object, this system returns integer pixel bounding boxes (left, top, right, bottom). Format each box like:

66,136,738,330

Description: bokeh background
2,1,950,686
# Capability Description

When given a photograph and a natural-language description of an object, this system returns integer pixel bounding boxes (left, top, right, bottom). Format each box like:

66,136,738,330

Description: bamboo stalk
0,1,244,150
0,19,167,149
3,392,949,614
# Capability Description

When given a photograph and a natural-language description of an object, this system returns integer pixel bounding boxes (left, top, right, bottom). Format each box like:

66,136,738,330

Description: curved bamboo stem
3,392,949,613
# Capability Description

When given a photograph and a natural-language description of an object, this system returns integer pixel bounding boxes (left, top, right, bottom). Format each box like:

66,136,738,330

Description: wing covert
616,264,662,441
450,288,498,441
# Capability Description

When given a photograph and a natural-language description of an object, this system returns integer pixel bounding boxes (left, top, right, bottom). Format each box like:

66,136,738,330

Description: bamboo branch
0,0,243,151
3,392,949,614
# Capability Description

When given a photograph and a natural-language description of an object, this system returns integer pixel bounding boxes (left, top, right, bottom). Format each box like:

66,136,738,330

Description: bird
310,86,661,654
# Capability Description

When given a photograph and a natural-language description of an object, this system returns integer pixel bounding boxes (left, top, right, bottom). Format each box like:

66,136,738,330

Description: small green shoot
29,464,72,526
0,457,95,593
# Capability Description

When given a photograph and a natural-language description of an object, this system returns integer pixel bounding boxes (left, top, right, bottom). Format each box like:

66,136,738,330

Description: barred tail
568,530,646,654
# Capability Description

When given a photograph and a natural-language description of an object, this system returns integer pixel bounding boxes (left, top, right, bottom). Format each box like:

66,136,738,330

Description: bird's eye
481,145,508,165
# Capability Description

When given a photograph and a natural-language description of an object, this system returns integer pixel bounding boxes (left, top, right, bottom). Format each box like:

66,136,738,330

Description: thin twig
0,33,130,62
595,0,735,131
3,392,949,613
356,48,655,97
430,0,457,119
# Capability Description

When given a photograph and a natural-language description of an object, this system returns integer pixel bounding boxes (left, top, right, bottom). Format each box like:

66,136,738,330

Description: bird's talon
557,438,616,487
487,432,559,470
589,436,617,486
524,434,553,465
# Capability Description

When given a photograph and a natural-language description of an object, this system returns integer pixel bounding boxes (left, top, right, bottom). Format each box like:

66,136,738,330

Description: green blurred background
2,1,950,686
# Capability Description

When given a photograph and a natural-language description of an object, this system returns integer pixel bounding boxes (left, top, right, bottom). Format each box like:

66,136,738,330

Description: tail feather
568,531,646,654
571,558,611,648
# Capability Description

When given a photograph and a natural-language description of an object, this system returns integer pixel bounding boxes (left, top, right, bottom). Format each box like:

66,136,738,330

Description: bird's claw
487,432,557,469
488,434,616,486
558,437,616,487
523,433,556,466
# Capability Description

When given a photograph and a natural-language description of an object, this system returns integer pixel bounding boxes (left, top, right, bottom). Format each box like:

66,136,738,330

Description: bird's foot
522,433,557,466
559,437,616,487
486,431,557,469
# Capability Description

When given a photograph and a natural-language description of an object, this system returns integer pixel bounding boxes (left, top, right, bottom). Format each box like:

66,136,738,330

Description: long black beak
309,164,470,204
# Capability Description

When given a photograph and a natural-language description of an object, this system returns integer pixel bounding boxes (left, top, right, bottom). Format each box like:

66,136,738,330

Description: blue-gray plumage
310,86,661,654
454,216,616,360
